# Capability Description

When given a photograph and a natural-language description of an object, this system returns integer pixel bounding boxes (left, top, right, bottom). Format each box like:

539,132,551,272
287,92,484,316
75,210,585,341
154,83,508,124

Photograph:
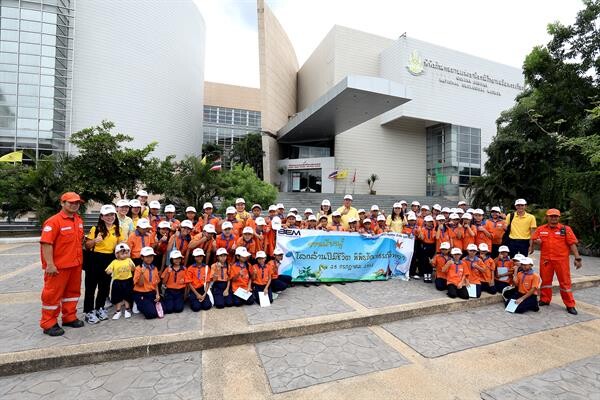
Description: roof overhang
277,75,411,143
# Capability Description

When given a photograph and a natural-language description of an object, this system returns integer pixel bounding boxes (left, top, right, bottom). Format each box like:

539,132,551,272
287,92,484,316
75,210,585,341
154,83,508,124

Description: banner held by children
276,229,414,282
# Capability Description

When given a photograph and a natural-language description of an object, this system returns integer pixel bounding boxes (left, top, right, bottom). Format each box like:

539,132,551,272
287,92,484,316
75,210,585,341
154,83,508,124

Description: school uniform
448,226,464,252
133,264,161,319
229,261,254,306
250,262,273,303
402,224,420,276
503,271,541,313
161,265,187,314
463,256,483,298
479,255,497,294
418,226,437,278
211,262,233,308
186,263,213,311
445,259,471,299
462,226,476,254
127,230,156,265
216,232,238,265
494,256,514,292
105,258,134,305
431,253,450,291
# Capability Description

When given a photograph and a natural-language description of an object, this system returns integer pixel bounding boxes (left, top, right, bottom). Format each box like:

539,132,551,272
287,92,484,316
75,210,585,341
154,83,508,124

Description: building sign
288,160,321,170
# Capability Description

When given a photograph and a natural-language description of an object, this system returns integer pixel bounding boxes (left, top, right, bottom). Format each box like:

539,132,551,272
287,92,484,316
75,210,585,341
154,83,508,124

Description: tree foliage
229,132,264,179
220,164,277,212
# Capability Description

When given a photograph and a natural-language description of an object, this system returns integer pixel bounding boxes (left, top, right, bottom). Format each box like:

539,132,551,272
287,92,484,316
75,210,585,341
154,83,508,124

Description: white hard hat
170,250,183,259
467,244,478,251
321,199,331,206
186,206,197,213
357,209,366,214
520,257,534,265
393,202,402,208
473,209,484,215
158,221,171,229
348,217,357,223
371,205,379,211
436,215,445,221
114,243,130,254
424,216,434,222
215,248,227,256
100,204,117,215
498,245,510,253
287,212,297,218
451,247,463,255
193,248,206,257
116,199,130,208
491,206,502,213
129,199,141,208
478,243,489,252
140,246,156,256
289,207,298,213
363,218,372,224
308,215,317,221
407,213,417,221
221,221,233,230
203,224,216,233
271,216,282,230
164,204,176,213
226,206,236,214
149,200,161,209
256,251,267,259
180,220,193,229
449,213,460,219
458,201,467,206
344,194,353,200
421,205,430,211
433,204,442,211
137,218,151,229
440,242,451,250
256,217,266,226
513,253,524,261
441,207,451,213
136,190,148,197
462,213,473,220
400,200,407,205
242,227,254,234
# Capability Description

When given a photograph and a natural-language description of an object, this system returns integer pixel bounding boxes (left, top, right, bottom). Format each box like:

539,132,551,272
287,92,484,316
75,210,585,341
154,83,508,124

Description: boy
105,243,135,319
431,241,451,291
251,251,272,303
269,248,289,293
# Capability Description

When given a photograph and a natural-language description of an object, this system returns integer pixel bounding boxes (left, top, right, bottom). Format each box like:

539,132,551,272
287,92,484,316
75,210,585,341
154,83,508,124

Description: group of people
39,191,584,336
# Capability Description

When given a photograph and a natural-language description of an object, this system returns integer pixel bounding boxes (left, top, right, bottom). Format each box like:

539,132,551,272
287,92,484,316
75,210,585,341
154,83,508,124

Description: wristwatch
575,257,582,261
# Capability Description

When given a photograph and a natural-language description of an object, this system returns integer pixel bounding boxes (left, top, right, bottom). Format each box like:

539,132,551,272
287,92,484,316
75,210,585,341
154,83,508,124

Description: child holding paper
229,247,254,306
211,248,233,308
269,248,289,293
463,243,484,298
494,245,513,292
502,257,540,313
250,251,272,304
186,248,213,312
442,247,471,299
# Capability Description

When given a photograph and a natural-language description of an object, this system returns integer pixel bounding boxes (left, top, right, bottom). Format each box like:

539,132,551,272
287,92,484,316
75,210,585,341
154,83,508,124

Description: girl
359,218,376,234
105,243,135,319
154,221,172,271
127,218,156,266
211,248,233,308
148,200,163,233
403,213,420,280
448,213,464,251
442,247,471,299
494,245,514,292
166,220,192,266
376,215,388,233
160,250,187,314
431,241,451,291
164,204,180,232
253,217,268,254
237,227,258,260
317,215,329,230
250,251,272,303
128,199,142,228
188,224,217,266
418,216,436,283
185,206,198,233
132,247,162,319
386,203,405,233
216,221,237,265
284,213,301,229
461,213,476,255
186,248,213,311
435,215,451,252
478,243,497,294
463,243,484,298
84,204,126,324
116,199,134,239
502,257,541,313
136,189,149,218
230,247,254,306
269,248,288,293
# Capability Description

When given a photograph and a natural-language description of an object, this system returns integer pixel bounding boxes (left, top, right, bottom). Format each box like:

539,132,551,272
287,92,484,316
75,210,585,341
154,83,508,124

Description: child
127,218,156,265
478,243,497,294
160,250,187,314
186,248,213,312
237,227,258,260
166,220,193,267
347,217,359,232
317,215,329,231
463,243,484,298
442,247,471,299
211,248,233,308
418,216,436,283
461,213,476,255
494,245,514,292
105,243,135,319
132,246,162,319
250,251,272,304
431,241,451,291
155,221,172,271
216,221,238,265
229,247,254,306
403,213,420,280
502,257,540,313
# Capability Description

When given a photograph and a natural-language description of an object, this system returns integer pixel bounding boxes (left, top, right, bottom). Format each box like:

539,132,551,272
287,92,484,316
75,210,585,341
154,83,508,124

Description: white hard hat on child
180,220,193,229
377,215,386,221
137,218,151,229
226,206,236,214
478,243,489,252
440,242,451,250
243,227,254,234
235,247,251,257
256,217,267,226
273,248,284,255
164,204,176,213
467,244,478,251
520,257,534,265
222,221,233,229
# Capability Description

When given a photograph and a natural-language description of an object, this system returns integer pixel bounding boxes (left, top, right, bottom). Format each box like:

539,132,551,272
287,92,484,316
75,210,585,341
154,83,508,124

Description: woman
317,199,332,223
84,204,126,324
386,202,405,233
116,199,134,239
128,199,143,228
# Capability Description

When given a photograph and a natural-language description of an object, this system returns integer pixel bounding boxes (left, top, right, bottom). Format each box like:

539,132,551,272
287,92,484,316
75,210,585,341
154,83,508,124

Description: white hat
100,204,117,215
435,214,445,221
149,200,161,209
363,218,372,224
466,208,475,214
467,243,478,251
251,204,262,210
158,221,171,229
472,209,484,215
433,204,442,211
256,217,266,226
451,247,463,255
276,203,284,209
256,251,267,259
287,212,297,218
268,205,277,211
235,198,245,204
458,201,467,206
186,206,197,213
203,224,216,233
520,257,534,265
221,221,233,230
129,199,141,208
498,245,510,253
514,198,527,206
462,213,472,220
215,248,227,256
440,242,451,250
164,204,176,213
271,216,282,230
513,253,524,261
304,208,313,214
491,206,502,213
411,201,421,206
393,202,402,208
115,243,130,254
377,214,386,221
308,215,317,221
170,250,183,259
455,208,465,214
242,227,254,234
203,202,213,210
357,209,366,214
407,213,417,221
348,217,357,223
137,218,151,229
318,214,328,220
136,190,148,197
235,246,251,257
288,207,297,212
116,199,130,208
226,206,236,214
449,213,460,219
140,246,156,256
421,205,430,211
321,199,331,206
400,200,407,205
371,205,379,211
344,194,353,200
273,248,284,256
193,248,206,257
441,207,451,213
478,243,489,252
332,211,341,217
296,215,303,222
180,220,193,229
424,216,434,222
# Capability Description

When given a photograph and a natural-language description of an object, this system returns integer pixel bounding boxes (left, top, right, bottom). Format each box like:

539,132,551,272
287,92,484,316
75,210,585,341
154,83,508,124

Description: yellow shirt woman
386,215,405,233
86,225,126,254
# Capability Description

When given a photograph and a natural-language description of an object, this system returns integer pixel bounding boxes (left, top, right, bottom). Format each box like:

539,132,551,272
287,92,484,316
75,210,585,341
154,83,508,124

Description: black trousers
503,288,539,313
84,252,114,313
418,242,436,275
447,284,469,299
509,239,530,258
409,240,419,276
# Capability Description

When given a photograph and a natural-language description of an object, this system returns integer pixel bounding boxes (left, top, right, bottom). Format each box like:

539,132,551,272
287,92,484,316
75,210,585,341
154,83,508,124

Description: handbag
502,213,513,245
82,225,99,271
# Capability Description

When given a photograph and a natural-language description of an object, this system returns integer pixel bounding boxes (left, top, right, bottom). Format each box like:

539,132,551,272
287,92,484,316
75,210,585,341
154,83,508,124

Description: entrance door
289,169,322,193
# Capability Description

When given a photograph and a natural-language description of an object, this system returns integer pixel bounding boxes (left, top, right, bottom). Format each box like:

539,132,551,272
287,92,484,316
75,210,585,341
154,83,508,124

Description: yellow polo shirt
105,258,134,280
506,212,537,239
336,206,358,229
87,225,127,254
386,215,404,233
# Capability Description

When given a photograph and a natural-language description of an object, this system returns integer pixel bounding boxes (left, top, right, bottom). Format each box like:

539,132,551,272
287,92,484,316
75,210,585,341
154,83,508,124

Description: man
235,198,251,222
39,192,86,336
336,194,358,229
505,199,537,257
530,209,583,315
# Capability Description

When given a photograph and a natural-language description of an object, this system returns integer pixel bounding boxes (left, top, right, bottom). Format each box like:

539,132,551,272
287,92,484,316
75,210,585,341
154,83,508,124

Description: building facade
0,0,205,160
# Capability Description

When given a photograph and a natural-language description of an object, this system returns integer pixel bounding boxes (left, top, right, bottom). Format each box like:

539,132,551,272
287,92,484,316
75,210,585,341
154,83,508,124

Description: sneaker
272,293,279,300
412,275,421,280
132,303,140,314
112,310,122,320
566,307,578,315
43,324,65,336
124,309,132,319
63,319,84,328
85,311,100,324
104,299,113,309
96,308,109,321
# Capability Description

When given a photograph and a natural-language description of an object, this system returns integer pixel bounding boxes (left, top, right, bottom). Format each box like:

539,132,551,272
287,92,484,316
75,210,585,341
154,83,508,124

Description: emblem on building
406,50,424,76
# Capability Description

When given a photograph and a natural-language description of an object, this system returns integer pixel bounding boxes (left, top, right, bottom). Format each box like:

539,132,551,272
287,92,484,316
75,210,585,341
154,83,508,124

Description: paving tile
0,253,40,275
0,266,44,293
383,303,596,358
256,327,409,393
481,354,600,400
575,286,600,308
243,285,353,325
0,351,202,400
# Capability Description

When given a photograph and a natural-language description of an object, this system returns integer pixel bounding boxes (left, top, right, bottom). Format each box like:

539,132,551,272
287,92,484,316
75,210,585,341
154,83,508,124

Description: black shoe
566,307,578,315
43,324,65,336
538,301,550,306
63,319,84,328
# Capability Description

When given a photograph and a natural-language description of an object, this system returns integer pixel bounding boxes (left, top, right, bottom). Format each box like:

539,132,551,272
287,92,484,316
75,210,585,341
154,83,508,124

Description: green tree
201,142,223,162
0,163,34,222
220,164,277,213
230,132,264,179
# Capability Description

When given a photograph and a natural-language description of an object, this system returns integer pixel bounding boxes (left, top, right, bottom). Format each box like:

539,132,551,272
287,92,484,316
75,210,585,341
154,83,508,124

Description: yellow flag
0,151,23,163
200,156,207,165
336,169,348,179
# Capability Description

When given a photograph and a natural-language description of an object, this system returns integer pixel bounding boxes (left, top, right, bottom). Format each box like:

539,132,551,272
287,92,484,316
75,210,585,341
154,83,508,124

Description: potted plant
367,174,378,195
277,166,286,191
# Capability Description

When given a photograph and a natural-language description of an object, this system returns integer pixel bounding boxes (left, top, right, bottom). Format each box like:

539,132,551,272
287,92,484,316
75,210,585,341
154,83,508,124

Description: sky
194,0,584,88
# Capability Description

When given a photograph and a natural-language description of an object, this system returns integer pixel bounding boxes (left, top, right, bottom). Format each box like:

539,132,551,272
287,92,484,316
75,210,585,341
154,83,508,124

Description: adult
136,189,149,218
318,199,332,223
505,199,537,257
386,202,405,233
457,201,468,213
83,204,126,324
336,194,358,229
39,192,86,336
235,198,251,222
530,209,582,315
116,199,134,239
128,199,142,227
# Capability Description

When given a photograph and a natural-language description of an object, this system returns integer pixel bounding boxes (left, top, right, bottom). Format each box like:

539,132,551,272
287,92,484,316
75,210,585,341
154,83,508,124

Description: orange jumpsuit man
39,192,86,336
530,208,583,315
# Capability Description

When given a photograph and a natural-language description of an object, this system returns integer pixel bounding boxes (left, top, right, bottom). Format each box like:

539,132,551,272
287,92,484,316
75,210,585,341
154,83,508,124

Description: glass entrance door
289,169,322,193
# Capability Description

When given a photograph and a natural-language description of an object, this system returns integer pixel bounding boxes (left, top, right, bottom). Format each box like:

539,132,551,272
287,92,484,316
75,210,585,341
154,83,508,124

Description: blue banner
276,229,415,282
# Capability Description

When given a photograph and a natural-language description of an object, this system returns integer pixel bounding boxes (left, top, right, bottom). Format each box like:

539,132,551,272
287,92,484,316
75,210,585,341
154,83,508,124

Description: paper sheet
505,299,518,313
234,288,252,300
497,267,509,282
259,292,271,307
467,284,478,298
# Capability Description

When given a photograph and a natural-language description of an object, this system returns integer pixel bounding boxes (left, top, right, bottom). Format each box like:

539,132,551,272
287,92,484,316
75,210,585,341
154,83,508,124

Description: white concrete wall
71,0,205,159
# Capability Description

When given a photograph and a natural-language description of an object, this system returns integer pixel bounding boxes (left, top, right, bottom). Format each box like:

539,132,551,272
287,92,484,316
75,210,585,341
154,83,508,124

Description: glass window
0,82,17,94
0,41,18,52
0,71,17,83
0,106,16,117
0,116,16,128
18,106,38,118
21,8,42,21
20,42,41,55
1,6,20,18
18,95,39,107
0,94,17,105
20,54,40,66
18,84,39,96
21,19,42,32
39,119,53,130
0,17,19,30
17,118,38,130
18,72,39,84
1,29,19,41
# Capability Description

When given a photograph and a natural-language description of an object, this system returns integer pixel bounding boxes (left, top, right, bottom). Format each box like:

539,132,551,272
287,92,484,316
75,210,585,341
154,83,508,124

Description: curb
0,237,39,244
1,277,599,377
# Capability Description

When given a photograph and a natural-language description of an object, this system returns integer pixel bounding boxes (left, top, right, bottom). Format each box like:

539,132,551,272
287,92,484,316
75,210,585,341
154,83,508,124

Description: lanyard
137,230,145,248
220,262,228,280
426,227,433,240
521,270,533,286
143,263,155,281
172,266,183,283
454,261,462,275
236,261,247,279
221,233,233,249
466,256,479,269
257,263,266,280
195,263,207,281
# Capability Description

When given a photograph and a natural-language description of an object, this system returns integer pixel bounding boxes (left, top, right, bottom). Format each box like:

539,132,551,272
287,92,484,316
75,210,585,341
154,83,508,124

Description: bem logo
406,50,424,76
278,228,301,236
